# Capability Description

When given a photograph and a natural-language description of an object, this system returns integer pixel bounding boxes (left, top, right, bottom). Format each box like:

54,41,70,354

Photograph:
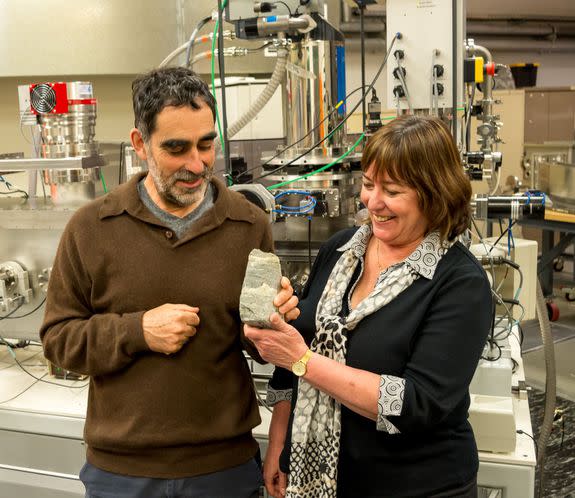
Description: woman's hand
264,440,287,497
274,277,300,322
265,400,291,497
244,313,308,369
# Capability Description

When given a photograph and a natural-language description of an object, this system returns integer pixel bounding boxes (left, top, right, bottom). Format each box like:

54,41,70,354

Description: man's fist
142,304,200,355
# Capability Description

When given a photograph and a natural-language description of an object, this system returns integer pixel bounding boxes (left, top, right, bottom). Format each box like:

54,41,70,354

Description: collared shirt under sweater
40,173,272,478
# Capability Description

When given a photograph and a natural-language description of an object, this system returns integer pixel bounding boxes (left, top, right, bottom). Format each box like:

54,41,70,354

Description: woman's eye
362,182,374,189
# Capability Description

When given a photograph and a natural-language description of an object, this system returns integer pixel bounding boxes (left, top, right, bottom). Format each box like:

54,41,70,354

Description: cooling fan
29,82,69,114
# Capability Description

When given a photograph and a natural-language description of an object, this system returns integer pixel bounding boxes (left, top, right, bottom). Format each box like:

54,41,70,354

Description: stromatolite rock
240,249,282,327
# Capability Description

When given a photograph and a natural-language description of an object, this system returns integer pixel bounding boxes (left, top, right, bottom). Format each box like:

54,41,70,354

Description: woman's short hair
361,115,471,241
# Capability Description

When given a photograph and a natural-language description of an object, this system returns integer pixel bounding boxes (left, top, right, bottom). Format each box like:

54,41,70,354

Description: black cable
234,86,366,182
0,376,44,405
0,336,90,389
0,303,23,320
12,353,89,388
271,1,293,16
465,83,475,152
360,4,367,130
308,216,312,270
481,339,502,362
0,189,29,199
517,429,538,457
511,357,518,373
217,0,231,184
118,141,126,184
185,16,213,68
488,221,516,253
0,338,29,348
250,34,400,183
451,0,457,138
246,42,273,52
1,298,46,320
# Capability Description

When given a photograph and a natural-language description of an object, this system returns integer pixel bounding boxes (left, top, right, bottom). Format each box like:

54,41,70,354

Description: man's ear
130,128,148,161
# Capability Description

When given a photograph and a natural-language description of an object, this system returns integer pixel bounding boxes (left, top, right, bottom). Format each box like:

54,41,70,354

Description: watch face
292,361,306,377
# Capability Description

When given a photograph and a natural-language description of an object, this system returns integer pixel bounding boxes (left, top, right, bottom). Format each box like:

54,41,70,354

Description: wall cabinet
525,88,575,143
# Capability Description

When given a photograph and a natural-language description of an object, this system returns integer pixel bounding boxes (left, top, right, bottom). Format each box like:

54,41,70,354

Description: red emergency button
484,62,496,76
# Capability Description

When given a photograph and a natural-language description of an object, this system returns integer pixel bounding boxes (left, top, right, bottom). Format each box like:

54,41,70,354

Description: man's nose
184,149,204,174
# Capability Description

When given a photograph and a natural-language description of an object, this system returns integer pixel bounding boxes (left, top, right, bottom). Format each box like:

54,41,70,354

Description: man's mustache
171,167,209,183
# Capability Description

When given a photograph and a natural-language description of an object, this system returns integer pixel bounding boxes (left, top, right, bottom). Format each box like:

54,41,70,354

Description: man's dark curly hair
132,67,216,141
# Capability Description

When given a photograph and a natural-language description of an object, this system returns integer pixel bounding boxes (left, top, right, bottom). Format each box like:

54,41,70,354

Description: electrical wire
0,303,23,320
210,0,229,156
271,1,293,15
0,337,89,389
517,429,538,457
395,53,412,113
308,216,312,270
100,169,108,193
217,0,231,184
246,42,274,52
250,33,400,183
233,86,366,183
465,83,476,152
185,16,213,68
0,376,44,405
0,189,28,199
265,133,365,190
488,220,516,253
273,190,317,215
0,298,46,320
254,379,273,413
0,175,29,199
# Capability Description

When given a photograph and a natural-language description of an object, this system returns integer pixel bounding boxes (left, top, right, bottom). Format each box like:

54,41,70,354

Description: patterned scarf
286,225,437,498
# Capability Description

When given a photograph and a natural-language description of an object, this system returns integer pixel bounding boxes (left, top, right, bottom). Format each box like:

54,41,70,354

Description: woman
245,115,492,498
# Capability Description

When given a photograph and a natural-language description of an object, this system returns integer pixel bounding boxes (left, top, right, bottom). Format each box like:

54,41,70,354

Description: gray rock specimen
240,249,282,327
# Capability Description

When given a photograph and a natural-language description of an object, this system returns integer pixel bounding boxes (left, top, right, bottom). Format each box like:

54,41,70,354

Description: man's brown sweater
40,174,272,478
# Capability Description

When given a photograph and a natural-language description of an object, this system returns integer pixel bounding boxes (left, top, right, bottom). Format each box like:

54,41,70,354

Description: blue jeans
80,459,263,498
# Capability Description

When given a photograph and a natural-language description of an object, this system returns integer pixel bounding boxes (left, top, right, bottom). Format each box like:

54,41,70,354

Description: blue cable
507,218,515,255
273,190,317,216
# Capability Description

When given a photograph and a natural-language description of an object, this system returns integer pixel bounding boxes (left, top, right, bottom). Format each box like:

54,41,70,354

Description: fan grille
30,84,57,114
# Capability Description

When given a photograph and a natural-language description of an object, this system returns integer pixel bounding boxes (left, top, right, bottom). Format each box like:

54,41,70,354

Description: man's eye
168,146,186,155
198,142,213,151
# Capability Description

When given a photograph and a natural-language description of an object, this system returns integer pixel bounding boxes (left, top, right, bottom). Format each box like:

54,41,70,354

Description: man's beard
147,155,213,208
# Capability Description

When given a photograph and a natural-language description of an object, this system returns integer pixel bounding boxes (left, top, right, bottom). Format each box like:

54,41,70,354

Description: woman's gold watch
291,349,313,377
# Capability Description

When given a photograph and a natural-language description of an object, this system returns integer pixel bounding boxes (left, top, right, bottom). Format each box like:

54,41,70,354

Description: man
40,67,298,498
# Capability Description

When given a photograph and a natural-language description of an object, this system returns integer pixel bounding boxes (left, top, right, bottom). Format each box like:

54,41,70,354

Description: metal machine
0,81,104,341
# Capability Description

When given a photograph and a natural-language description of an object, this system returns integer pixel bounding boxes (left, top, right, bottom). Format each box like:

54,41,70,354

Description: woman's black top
270,227,492,497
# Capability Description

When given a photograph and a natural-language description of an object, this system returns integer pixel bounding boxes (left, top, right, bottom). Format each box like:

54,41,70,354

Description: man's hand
142,304,200,355
274,276,300,322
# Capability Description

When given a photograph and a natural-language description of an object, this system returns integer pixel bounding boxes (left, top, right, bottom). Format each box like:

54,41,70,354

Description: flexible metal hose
221,47,288,141
534,279,556,495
